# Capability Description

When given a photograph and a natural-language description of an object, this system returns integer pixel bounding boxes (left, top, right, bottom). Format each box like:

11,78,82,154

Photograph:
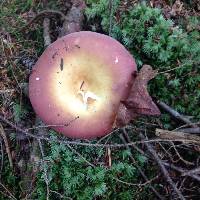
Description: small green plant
12,103,28,123
33,132,153,200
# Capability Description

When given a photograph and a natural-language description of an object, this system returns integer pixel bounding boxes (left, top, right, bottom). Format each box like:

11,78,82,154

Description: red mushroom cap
29,31,137,139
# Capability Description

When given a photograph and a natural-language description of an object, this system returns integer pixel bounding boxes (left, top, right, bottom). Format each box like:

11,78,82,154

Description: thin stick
38,139,50,200
123,128,145,155
179,127,200,134
163,162,200,182
0,124,13,169
123,136,200,183
113,176,158,187
170,141,194,165
0,139,3,178
182,166,200,177
139,133,186,200
0,115,200,148
0,182,17,200
119,134,165,200
157,101,196,127
26,116,79,131
158,66,183,74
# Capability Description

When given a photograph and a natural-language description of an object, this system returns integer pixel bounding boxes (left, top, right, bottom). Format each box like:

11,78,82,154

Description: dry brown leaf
115,65,161,127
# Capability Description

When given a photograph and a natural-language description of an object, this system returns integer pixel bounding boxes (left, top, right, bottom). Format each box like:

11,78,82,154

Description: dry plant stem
0,124,13,169
139,133,186,200
119,134,165,200
38,139,50,200
21,10,65,31
157,101,196,127
182,166,200,177
43,18,51,47
163,162,200,182
156,129,200,144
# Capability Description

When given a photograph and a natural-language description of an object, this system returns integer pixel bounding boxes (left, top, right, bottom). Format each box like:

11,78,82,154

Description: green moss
86,2,200,123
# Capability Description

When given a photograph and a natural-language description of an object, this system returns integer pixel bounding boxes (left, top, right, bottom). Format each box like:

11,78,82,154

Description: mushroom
29,31,137,139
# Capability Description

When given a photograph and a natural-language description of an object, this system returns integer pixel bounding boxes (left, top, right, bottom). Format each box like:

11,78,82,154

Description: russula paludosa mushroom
29,31,137,139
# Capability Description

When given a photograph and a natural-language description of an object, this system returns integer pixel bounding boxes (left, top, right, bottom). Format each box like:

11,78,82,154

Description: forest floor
0,0,200,199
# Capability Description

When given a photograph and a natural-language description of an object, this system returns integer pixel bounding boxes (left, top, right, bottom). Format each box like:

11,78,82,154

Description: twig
26,116,79,131
156,129,200,145
163,162,200,182
170,141,194,165
158,66,183,74
0,115,200,148
38,139,50,200
119,134,165,200
0,123,13,169
139,133,186,200
173,122,200,131
0,139,3,178
178,127,200,134
121,135,200,183
20,10,65,32
157,101,196,127
182,166,200,177
122,128,145,155
43,18,51,47
0,182,17,200
96,128,119,144
113,176,158,187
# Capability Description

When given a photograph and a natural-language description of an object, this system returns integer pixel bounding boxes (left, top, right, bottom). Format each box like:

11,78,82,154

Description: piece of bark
116,65,161,127
59,0,86,37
